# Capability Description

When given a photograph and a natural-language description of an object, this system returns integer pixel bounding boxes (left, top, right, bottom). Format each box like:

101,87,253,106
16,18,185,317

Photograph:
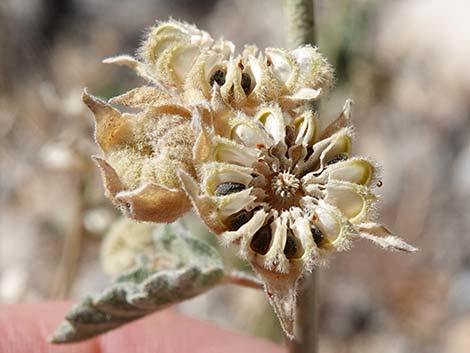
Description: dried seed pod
103,20,333,112
84,20,417,341
182,100,416,285
138,20,232,89
102,20,234,108
265,45,334,106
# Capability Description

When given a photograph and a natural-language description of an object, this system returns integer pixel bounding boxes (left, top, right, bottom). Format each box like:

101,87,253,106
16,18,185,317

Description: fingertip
0,302,284,353
99,309,284,353
0,302,100,353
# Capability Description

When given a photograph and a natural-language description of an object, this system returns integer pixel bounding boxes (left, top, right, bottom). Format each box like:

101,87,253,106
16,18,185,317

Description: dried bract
83,90,195,223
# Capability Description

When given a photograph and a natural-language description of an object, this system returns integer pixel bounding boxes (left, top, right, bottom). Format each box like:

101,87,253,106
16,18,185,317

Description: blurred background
0,0,469,352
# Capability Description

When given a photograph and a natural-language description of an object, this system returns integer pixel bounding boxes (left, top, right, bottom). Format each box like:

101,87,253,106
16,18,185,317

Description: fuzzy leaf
51,225,224,344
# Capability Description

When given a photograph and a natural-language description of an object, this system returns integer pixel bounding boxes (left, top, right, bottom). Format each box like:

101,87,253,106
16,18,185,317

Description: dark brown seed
266,56,273,66
215,182,246,196
285,126,296,146
241,73,252,95
228,210,253,231
326,153,348,165
250,225,272,255
283,234,298,259
305,146,315,160
311,226,325,245
209,70,226,87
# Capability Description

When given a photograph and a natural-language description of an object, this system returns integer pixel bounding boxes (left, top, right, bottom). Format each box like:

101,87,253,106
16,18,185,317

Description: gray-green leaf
51,225,224,343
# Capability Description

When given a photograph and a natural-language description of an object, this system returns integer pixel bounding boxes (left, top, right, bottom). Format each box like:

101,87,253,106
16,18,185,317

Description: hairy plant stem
292,274,318,353
282,1,319,352
222,270,264,290
283,0,316,48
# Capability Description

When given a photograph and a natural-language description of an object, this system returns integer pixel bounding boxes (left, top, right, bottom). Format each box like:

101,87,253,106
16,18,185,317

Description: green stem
282,1,319,353
222,270,264,290
283,0,316,48
293,273,318,353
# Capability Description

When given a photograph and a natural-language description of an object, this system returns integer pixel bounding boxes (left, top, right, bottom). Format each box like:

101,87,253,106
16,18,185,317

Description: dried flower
85,20,333,224
104,20,333,110
179,99,417,335
82,19,416,339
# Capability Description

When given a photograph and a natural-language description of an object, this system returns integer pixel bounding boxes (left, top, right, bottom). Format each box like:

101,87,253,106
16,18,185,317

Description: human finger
0,302,284,353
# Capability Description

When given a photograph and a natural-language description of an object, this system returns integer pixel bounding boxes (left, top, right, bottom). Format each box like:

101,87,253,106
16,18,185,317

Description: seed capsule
215,182,246,196
326,153,348,166
241,73,252,95
250,224,272,255
311,226,325,246
228,210,253,231
210,70,226,87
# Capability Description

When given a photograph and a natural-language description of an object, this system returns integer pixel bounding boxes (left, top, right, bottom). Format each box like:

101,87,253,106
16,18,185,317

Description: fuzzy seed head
83,19,417,339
